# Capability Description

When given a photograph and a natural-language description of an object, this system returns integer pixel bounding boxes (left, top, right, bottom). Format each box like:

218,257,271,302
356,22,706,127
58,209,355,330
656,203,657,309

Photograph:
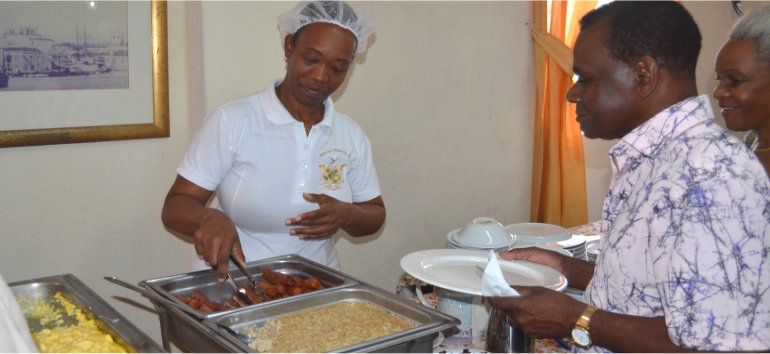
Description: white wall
0,0,761,349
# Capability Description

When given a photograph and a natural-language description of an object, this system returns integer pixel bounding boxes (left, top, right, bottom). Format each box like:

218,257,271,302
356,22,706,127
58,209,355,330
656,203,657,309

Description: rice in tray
248,301,417,352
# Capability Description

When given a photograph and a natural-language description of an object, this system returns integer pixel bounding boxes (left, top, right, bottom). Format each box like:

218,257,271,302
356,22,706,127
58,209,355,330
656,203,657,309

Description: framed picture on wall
0,0,168,148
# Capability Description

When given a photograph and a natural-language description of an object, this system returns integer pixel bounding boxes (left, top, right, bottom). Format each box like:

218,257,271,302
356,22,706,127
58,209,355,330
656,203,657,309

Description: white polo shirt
178,81,381,269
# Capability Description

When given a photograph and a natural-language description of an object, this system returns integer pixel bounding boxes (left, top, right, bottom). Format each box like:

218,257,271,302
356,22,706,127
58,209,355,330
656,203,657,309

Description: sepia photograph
0,1,129,92
0,0,168,148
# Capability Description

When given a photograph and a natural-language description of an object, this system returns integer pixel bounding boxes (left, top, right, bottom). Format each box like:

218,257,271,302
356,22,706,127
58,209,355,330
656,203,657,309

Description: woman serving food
161,1,385,282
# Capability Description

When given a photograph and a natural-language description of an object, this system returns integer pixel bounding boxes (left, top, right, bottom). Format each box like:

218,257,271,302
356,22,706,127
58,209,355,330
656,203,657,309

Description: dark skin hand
161,175,385,281
497,247,595,290
488,248,691,352
161,175,241,282
285,192,385,239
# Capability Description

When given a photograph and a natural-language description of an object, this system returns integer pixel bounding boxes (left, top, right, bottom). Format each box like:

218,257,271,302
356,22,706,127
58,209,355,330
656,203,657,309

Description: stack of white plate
445,228,512,251
585,240,600,263
505,223,570,246
505,223,585,258
546,236,587,259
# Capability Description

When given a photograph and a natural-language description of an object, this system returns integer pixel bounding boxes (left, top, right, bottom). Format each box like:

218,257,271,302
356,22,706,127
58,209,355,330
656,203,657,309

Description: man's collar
611,95,713,158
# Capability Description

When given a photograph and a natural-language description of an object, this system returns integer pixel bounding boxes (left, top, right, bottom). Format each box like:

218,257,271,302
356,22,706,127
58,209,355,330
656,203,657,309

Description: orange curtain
529,0,595,227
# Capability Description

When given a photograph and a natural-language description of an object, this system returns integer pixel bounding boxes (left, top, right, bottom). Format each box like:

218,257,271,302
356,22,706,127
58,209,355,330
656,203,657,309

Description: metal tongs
229,255,264,301
226,272,253,305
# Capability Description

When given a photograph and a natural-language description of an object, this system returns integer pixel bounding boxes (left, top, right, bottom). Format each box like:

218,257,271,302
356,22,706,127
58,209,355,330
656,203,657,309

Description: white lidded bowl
450,217,516,249
504,222,569,246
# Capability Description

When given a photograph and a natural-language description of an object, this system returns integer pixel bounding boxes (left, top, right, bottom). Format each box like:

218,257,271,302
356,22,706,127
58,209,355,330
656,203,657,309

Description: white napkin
481,250,520,297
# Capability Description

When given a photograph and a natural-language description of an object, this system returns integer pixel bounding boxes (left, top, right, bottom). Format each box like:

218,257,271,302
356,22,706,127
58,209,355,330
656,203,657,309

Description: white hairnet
277,1,375,54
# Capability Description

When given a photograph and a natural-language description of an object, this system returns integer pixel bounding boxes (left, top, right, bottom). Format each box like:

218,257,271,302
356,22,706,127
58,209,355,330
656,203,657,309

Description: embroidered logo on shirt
319,163,347,190
319,149,351,191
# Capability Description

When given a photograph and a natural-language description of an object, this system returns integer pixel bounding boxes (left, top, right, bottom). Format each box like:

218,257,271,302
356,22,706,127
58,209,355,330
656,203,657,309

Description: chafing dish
143,254,356,317
142,254,459,352
9,273,164,353
141,254,359,351
213,284,459,352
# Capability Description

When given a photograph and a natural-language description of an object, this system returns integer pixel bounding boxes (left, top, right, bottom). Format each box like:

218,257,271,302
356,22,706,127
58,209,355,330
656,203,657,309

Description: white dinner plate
446,228,514,250
505,223,570,244
545,235,587,249
446,231,512,251
509,244,573,258
400,249,568,296
445,240,511,252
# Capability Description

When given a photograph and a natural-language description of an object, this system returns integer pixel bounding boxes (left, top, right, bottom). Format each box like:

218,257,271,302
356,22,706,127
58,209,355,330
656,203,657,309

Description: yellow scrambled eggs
19,292,127,353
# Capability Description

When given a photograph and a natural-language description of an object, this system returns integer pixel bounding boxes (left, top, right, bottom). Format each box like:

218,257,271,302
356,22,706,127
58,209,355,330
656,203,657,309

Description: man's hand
497,247,568,274
498,247,594,290
488,286,585,338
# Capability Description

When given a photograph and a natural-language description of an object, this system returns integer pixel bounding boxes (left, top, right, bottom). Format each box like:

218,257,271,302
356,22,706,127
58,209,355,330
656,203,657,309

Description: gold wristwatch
571,304,599,347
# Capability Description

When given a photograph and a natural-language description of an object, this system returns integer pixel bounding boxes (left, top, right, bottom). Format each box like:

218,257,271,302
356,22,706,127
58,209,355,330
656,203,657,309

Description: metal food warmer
141,254,459,352
9,273,165,353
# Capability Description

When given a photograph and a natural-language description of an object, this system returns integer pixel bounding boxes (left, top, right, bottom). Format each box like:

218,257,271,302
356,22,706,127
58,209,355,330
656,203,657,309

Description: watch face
571,327,591,347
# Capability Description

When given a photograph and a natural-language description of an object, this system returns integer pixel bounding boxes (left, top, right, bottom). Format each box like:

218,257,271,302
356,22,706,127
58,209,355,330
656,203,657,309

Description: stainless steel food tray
9,273,164,353
141,254,359,351
212,284,460,353
142,254,358,318
153,302,243,352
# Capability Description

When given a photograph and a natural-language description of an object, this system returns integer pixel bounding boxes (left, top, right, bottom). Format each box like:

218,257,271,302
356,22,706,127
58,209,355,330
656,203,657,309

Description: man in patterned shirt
489,1,770,352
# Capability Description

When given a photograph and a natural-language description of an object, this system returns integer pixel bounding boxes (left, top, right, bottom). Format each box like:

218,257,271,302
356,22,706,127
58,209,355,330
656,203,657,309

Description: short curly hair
729,5,770,65
580,1,701,80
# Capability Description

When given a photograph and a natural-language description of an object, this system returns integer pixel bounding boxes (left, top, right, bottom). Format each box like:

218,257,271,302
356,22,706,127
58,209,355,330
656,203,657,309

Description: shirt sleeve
346,130,381,203
654,146,770,351
177,107,235,191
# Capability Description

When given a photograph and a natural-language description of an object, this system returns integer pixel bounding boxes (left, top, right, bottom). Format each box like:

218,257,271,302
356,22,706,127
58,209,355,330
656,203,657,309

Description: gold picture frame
0,0,169,148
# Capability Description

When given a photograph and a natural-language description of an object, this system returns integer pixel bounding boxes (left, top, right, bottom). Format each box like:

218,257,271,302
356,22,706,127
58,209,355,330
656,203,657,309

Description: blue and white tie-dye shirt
583,95,770,351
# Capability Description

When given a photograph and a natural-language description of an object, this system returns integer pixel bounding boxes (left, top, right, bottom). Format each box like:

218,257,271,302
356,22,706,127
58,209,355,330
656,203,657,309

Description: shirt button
303,163,308,169
299,180,305,186
304,145,309,150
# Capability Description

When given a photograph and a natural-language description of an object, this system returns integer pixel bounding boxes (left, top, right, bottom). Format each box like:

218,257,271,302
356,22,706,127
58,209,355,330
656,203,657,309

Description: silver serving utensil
229,255,257,288
226,271,253,305
104,276,256,344
229,254,264,301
